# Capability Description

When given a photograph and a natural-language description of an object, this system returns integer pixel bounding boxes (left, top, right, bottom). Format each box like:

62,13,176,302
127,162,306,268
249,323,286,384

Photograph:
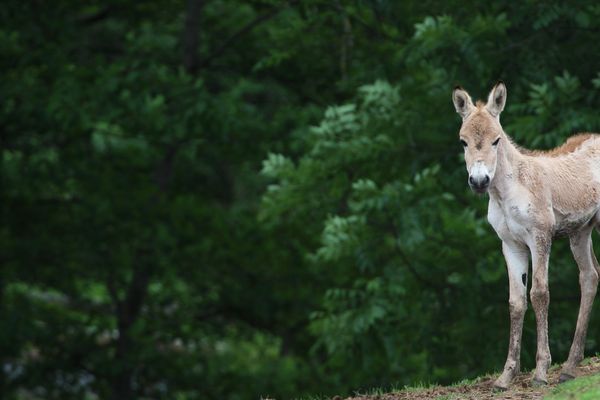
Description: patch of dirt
343,356,600,400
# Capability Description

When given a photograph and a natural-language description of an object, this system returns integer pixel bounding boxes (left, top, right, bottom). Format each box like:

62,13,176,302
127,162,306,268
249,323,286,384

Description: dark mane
517,133,597,158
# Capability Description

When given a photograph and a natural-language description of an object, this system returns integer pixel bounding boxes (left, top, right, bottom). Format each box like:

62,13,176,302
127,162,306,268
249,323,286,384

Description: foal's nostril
469,175,490,189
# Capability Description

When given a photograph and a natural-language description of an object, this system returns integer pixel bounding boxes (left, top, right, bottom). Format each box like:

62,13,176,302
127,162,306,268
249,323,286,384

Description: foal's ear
486,81,507,117
452,86,475,120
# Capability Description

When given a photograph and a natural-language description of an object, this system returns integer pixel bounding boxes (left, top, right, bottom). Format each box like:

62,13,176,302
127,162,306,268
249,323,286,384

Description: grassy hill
332,356,600,400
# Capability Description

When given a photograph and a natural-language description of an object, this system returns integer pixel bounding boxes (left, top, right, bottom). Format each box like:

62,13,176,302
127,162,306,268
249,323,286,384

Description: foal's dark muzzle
469,175,490,193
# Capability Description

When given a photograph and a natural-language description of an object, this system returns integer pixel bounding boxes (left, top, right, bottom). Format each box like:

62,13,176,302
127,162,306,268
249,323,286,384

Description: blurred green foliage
3,0,600,399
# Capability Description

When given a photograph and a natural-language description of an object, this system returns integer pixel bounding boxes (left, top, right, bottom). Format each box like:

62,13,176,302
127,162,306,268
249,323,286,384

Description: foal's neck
489,131,524,201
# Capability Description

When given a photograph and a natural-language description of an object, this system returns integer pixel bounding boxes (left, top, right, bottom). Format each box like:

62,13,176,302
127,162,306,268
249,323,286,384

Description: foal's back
532,134,600,221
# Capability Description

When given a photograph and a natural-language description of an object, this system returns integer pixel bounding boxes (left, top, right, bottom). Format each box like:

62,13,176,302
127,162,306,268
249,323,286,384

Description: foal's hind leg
560,228,599,382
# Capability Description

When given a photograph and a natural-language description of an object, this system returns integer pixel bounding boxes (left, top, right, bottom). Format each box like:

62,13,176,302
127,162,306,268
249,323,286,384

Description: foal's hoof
492,384,508,392
492,377,510,392
531,378,548,387
559,373,575,383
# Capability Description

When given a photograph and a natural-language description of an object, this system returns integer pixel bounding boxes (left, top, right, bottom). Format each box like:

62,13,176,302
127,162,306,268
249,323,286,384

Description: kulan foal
452,82,600,390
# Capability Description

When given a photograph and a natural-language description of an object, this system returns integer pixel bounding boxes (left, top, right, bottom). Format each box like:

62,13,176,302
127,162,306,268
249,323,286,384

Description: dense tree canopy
3,1,600,399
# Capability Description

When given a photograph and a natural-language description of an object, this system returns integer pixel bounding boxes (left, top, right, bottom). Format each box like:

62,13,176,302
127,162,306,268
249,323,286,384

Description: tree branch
383,212,446,293
200,0,298,68
183,0,205,74
76,6,112,25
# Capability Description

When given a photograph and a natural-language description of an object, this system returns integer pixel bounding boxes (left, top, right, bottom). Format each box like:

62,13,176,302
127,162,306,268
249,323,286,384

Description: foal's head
452,82,507,194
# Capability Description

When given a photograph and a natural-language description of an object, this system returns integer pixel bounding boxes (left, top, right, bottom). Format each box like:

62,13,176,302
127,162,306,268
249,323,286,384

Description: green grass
448,373,492,387
294,357,600,400
544,373,600,400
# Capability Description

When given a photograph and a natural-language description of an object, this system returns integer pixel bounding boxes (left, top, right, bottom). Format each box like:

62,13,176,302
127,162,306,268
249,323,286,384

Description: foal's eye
492,137,500,146
460,139,468,147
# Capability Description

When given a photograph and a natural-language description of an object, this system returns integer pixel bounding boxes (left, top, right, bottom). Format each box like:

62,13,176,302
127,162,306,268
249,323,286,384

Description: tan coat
453,83,600,390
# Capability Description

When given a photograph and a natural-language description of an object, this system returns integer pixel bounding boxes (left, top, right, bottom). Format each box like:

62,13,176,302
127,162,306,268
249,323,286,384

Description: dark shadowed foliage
3,1,600,399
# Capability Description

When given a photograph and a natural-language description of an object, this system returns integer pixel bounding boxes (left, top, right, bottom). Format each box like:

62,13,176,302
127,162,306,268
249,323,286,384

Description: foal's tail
592,225,600,274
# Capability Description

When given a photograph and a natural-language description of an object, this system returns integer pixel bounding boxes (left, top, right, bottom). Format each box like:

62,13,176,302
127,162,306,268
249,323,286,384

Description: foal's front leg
494,240,529,390
530,233,552,385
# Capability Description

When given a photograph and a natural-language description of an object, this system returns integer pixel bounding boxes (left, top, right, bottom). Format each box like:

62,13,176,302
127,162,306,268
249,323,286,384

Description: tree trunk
183,0,204,74
108,141,178,399
110,263,150,400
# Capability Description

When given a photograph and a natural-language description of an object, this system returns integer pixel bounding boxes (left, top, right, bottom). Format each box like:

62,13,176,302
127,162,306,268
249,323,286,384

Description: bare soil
342,356,600,400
